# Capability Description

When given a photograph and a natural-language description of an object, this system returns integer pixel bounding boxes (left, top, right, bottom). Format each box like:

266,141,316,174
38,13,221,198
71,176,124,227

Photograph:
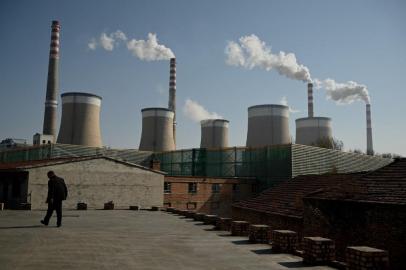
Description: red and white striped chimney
366,103,374,155
307,82,314,117
42,20,60,138
168,58,176,147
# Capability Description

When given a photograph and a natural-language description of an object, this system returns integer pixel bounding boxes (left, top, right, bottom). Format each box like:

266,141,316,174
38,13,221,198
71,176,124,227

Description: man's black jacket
46,176,68,203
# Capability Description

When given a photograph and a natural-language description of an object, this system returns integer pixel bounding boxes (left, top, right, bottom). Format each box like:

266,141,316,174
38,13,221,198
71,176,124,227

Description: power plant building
246,104,291,147
200,119,229,149
57,92,103,147
139,108,175,152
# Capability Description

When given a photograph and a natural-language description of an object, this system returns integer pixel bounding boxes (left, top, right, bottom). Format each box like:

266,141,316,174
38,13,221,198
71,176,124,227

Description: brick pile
129,205,139,210
151,206,161,211
77,202,87,210
203,214,218,225
271,230,298,253
193,212,205,221
215,217,232,231
231,220,250,236
303,237,335,265
248,224,270,243
185,210,195,218
166,207,175,213
346,246,389,270
104,201,114,210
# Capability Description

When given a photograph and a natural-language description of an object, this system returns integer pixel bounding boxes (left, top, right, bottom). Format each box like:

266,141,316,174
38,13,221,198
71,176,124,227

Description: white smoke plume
88,30,127,51
280,96,300,113
315,78,370,104
183,99,223,122
127,33,175,61
225,34,312,83
88,31,174,61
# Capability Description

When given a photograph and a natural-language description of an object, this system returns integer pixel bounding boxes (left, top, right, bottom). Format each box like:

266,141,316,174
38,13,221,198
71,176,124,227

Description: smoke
88,30,127,51
280,96,300,113
225,34,312,83
88,31,174,61
315,78,370,104
183,99,223,122
127,33,175,61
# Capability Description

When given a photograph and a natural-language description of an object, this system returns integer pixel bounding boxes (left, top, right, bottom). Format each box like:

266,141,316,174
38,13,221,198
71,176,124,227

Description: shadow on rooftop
251,248,274,255
0,225,44,229
278,261,308,268
231,239,253,245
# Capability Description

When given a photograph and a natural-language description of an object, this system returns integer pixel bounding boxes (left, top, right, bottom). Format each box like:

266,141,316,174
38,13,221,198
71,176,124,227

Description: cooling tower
366,104,374,155
295,117,333,146
168,58,176,147
42,20,60,138
139,108,175,152
246,104,290,147
200,119,229,149
57,92,103,147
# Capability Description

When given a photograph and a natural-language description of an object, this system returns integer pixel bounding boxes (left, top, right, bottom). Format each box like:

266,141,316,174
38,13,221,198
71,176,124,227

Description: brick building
303,158,406,270
232,172,364,240
164,176,257,217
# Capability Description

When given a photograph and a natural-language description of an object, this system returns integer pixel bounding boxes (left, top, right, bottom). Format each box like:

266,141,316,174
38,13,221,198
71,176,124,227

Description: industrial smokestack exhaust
42,20,60,139
366,104,374,155
57,92,103,147
308,82,314,118
168,58,176,147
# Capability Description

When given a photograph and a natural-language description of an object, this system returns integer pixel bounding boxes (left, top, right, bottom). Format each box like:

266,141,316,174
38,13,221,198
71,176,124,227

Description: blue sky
0,0,405,155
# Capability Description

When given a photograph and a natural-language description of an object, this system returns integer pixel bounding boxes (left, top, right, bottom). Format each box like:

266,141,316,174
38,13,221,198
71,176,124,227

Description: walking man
41,171,68,227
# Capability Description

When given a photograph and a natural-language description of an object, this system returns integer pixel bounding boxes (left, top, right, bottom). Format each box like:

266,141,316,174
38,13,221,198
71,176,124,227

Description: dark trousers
43,200,63,226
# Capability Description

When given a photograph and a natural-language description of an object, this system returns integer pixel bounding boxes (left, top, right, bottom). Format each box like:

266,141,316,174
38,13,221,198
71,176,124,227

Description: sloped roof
233,172,365,218
306,158,406,205
0,156,165,175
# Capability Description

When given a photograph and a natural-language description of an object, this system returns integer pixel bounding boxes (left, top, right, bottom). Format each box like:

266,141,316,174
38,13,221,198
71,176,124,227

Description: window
212,183,220,193
164,182,171,193
187,202,197,209
188,183,197,193
232,184,240,193
42,140,46,144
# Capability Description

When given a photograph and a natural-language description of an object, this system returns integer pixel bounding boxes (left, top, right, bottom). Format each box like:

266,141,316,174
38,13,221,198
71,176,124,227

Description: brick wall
303,198,406,270
164,176,256,217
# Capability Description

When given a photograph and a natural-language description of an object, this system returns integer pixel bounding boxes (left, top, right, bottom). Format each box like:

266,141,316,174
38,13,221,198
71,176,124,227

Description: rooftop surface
0,210,335,270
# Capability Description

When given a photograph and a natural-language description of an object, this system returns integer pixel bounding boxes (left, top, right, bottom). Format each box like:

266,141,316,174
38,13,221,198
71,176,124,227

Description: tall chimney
42,20,60,138
168,58,176,147
366,103,374,155
307,82,314,118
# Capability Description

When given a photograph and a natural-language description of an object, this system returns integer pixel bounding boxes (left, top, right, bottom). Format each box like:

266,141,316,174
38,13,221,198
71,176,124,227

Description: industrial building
200,119,229,149
57,92,103,147
0,156,164,210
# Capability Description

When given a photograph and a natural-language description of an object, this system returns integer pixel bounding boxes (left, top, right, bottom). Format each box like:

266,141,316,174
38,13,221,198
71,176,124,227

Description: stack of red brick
346,246,389,270
303,237,335,265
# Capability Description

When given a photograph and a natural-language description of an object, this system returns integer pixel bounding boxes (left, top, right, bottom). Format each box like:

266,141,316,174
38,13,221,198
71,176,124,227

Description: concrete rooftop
0,210,335,270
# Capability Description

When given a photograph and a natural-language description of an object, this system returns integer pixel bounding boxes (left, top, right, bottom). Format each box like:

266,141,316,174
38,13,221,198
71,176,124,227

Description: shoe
40,220,48,226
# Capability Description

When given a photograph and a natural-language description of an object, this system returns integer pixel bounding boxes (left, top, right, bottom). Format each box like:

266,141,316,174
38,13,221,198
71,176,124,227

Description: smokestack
308,83,314,118
57,92,103,147
200,119,229,149
168,58,176,147
366,104,374,155
139,108,175,152
42,20,60,139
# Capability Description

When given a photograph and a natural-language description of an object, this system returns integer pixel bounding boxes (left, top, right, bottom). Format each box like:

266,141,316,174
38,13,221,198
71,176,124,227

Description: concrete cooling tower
200,119,229,149
57,92,103,147
295,83,333,146
139,108,175,152
295,117,332,146
246,104,291,147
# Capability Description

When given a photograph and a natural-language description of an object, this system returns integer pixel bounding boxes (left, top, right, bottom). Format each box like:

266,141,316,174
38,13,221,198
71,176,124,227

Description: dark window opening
212,183,220,193
233,184,240,192
187,202,197,209
188,183,197,194
164,182,171,193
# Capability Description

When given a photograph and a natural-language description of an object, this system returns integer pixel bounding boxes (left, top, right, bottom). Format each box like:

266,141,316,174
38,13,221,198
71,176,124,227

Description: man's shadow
0,225,44,229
